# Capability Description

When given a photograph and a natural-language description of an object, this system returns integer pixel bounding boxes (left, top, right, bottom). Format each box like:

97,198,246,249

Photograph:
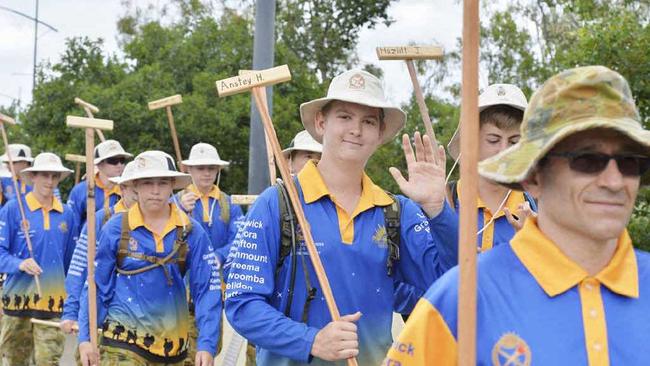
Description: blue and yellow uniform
62,199,128,323
431,183,537,267
225,161,449,365
67,174,121,237
78,204,222,363
0,192,78,319
180,184,244,262
1,177,31,203
385,218,650,365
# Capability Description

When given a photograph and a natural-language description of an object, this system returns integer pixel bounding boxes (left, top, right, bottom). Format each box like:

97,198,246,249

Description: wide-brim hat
120,151,191,190
299,69,406,145
1,144,34,163
448,84,528,160
282,130,323,158
94,139,133,165
479,66,650,190
109,160,138,185
20,152,73,185
181,142,230,167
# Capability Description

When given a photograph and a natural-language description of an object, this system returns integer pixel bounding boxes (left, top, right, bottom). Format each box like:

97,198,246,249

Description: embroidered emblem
129,237,138,252
349,74,366,90
372,225,388,248
497,86,507,97
58,222,68,233
135,157,147,169
492,332,531,366
6,185,12,195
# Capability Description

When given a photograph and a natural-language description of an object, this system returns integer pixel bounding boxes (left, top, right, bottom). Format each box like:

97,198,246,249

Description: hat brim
1,157,33,163
94,152,133,165
479,117,650,190
299,95,406,145
119,170,192,190
181,158,230,167
20,167,73,186
281,146,323,159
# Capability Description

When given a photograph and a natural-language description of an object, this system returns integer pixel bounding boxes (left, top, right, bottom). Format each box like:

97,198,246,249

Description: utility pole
33,0,39,93
247,0,276,194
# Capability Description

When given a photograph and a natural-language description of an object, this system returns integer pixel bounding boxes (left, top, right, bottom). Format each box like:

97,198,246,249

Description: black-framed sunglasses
104,157,127,166
546,152,650,177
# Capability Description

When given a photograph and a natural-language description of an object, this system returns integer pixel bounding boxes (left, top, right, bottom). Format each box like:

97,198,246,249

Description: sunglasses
546,152,650,177
104,157,127,165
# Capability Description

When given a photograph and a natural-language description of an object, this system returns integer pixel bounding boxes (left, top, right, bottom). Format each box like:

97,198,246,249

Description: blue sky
0,0,464,108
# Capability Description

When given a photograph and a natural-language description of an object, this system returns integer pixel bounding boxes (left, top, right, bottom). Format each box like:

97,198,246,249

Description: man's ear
314,111,326,137
521,168,542,199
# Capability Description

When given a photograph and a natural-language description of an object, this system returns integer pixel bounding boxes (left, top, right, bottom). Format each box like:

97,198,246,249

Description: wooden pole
74,97,106,142
0,116,42,297
74,162,81,184
458,0,479,364
165,105,184,173
66,116,114,350
251,88,358,366
405,60,437,143
148,95,185,172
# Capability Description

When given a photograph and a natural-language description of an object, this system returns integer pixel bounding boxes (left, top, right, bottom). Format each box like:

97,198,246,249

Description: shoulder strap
174,217,192,276
102,204,112,227
382,192,401,276
117,213,130,268
446,180,458,212
218,191,230,223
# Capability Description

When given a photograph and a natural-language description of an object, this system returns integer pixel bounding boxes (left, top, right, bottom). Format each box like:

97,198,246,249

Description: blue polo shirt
67,175,121,237
385,218,650,365
225,161,449,365
78,203,221,363
0,192,78,319
62,200,128,322
1,177,31,202
178,184,244,262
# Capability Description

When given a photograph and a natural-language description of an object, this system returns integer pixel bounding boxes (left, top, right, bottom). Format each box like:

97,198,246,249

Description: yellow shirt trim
112,199,128,214
186,184,220,222
456,181,527,251
96,173,121,212
128,203,190,253
511,219,638,366
297,160,393,244
25,192,63,230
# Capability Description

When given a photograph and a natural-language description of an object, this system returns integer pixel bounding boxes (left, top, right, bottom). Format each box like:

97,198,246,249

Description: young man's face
31,172,61,198
188,165,220,189
290,150,321,174
12,161,31,176
315,101,384,165
133,177,173,212
479,123,521,162
97,157,126,178
524,129,644,243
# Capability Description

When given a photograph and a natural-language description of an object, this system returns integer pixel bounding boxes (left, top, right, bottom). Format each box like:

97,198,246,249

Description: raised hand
504,201,537,232
389,132,447,218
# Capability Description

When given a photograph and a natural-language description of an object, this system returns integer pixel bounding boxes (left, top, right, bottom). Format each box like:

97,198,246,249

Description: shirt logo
492,332,531,366
349,74,366,90
372,225,388,248
59,222,68,233
129,237,138,252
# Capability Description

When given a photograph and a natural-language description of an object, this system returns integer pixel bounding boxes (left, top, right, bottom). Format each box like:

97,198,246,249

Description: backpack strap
102,204,112,227
382,192,401,277
275,180,300,317
218,191,230,223
116,212,192,285
446,180,458,212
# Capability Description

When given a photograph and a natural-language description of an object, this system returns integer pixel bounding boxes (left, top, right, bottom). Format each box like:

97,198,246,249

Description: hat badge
135,157,147,169
349,74,366,90
497,86,507,96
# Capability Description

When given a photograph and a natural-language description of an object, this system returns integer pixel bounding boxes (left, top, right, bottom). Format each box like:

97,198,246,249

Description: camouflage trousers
100,346,184,366
184,312,222,366
0,315,65,366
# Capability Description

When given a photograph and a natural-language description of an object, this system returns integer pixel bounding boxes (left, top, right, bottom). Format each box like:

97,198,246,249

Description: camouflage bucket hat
479,65,650,190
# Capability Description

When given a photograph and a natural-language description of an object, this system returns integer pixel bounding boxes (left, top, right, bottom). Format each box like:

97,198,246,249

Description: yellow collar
127,203,190,231
511,218,638,298
186,184,220,199
95,173,121,196
113,199,129,214
297,160,393,207
25,192,63,213
457,180,526,218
